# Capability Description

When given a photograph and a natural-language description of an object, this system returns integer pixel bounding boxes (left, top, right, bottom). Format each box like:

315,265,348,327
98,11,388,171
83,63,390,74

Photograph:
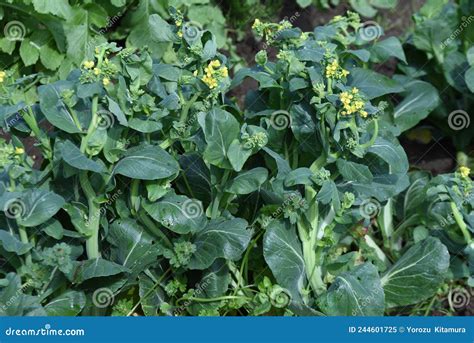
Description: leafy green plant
0,6,470,317
0,0,235,85
296,0,398,18
399,0,474,149
229,14,449,315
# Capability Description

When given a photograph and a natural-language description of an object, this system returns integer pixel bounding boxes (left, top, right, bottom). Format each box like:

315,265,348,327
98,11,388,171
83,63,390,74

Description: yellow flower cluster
459,166,471,178
14,147,24,155
0,70,5,83
325,60,350,79
83,60,95,69
339,88,368,118
202,60,228,89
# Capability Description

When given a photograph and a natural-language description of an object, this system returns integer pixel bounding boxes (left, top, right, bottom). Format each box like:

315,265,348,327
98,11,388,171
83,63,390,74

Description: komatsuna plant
0,13,272,316
400,0,474,149
229,14,450,315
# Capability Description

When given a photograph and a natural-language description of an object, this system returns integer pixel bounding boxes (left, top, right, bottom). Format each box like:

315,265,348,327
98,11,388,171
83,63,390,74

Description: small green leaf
44,291,86,316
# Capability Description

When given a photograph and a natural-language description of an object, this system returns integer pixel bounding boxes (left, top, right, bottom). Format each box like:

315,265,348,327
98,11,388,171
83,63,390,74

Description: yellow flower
221,67,228,78
83,60,95,69
175,20,182,27
252,19,261,29
14,147,24,155
102,77,110,86
459,166,471,178
339,90,366,118
351,87,359,94
0,71,6,78
210,60,221,68
177,31,183,38
93,68,101,75
341,69,350,77
193,70,198,76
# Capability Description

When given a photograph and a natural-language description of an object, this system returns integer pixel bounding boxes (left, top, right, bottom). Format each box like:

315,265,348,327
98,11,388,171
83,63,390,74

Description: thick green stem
18,225,32,264
80,48,106,154
80,172,101,259
360,119,379,150
297,186,326,296
451,202,472,244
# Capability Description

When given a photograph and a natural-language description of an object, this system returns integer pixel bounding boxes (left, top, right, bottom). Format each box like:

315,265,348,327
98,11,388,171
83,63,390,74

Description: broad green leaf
16,190,65,227
225,167,268,195
285,168,314,187
108,219,163,276
0,273,25,316
38,83,83,133
189,217,252,270
72,258,128,284
0,230,32,255
58,140,105,173
39,44,64,70
149,14,176,42
349,68,404,99
113,144,179,180
33,0,73,19
349,0,377,17
370,37,406,64
465,67,474,93
64,7,107,63
198,108,240,169
19,39,39,66
263,221,306,303
336,159,373,184
382,237,449,307
44,291,86,316
138,273,169,316
177,153,211,204
318,263,385,316
393,78,440,132
143,194,206,234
